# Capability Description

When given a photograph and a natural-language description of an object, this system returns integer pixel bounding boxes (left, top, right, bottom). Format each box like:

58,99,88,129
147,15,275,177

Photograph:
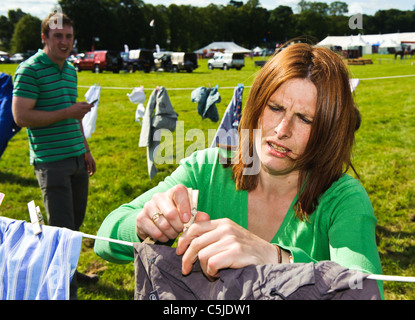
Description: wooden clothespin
28,200,44,235
143,188,199,244
184,188,199,232
0,193,4,206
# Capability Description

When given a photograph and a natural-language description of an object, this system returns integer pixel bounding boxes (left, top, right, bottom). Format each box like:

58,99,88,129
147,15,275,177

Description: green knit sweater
94,147,383,293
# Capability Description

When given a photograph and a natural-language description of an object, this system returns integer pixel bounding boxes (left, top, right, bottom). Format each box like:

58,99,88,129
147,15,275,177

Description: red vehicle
74,50,122,73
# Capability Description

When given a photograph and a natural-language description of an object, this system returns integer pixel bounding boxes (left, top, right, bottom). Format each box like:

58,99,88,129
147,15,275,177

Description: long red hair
232,43,358,221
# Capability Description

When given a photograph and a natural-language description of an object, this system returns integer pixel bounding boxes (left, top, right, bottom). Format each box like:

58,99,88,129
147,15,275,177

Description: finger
137,204,170,242
170,185,192,224
176,219,215,256
151,211,181,240
154,193,185,234
194,211,210,222
181,234,217,275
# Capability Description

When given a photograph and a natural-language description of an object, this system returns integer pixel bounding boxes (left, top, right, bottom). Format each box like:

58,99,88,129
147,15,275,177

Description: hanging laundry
133,243,381,300
0,216,82,300
82,84,101,139
139,86,178,180
127,86,146,124
191,85,220,122
350,78,359,92
0,73,21,159
211,84,244,148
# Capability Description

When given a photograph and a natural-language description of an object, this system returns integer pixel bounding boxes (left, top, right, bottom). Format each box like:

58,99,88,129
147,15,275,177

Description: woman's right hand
136,184,210,243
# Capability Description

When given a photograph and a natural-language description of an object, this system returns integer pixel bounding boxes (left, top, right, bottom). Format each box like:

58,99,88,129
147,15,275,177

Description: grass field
1,53,415,300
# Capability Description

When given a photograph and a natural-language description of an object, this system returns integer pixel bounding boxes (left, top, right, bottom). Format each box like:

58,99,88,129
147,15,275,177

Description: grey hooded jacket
133,243,381,300
139,87,178,179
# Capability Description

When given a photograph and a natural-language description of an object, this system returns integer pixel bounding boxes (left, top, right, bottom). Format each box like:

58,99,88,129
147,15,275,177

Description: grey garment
138,86,178,179
134,243,381,300
191,85,220,122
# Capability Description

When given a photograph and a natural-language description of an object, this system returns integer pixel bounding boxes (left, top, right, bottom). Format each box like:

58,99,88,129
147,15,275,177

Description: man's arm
12,96,93,128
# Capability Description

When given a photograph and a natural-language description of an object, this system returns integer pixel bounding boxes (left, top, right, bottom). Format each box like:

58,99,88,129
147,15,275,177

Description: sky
0,0,414,19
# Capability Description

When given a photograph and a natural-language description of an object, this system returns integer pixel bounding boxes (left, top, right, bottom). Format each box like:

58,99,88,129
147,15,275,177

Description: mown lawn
1,53,414,300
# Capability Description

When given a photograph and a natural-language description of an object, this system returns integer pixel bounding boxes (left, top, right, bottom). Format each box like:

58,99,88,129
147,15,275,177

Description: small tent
194,42,251,54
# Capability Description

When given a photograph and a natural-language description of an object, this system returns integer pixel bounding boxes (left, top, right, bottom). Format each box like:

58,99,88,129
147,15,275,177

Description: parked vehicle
9,53,27,64
74,50,123,73
207,52,245,70
122,49,154,73
155,52,198,73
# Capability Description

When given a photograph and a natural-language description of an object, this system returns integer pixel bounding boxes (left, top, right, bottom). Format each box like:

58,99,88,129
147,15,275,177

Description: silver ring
151,212,163,223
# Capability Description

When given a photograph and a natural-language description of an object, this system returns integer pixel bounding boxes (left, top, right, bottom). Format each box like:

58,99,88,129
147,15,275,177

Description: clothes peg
28,200,44,235
184,188,199,231
0,193,4,206
143,188,199,244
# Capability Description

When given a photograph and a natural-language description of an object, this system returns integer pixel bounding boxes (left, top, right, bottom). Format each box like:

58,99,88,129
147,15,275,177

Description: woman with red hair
95,43,382,296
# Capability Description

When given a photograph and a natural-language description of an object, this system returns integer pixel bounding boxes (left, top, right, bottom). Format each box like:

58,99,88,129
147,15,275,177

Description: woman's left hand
176,218,279,280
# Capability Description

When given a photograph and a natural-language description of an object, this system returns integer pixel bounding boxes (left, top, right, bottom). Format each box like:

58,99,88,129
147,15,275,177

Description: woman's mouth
267,141,291,157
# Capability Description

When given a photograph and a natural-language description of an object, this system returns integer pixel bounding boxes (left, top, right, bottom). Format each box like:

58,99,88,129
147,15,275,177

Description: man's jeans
34,155,89,231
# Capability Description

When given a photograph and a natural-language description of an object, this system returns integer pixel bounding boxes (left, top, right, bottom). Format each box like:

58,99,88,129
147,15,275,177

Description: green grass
1,54,415,300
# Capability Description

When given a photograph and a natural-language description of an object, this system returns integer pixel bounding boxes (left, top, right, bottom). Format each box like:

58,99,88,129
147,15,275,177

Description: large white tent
194,42,251,54
317,32,415,54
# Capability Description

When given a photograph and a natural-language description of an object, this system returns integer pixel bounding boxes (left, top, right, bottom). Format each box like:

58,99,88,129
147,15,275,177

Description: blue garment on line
211,84,243,148
0,73,21,158
0,216,82,300
191,85,221,122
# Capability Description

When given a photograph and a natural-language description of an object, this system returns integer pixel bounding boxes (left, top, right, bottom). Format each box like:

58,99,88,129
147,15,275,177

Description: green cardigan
94,147,383,292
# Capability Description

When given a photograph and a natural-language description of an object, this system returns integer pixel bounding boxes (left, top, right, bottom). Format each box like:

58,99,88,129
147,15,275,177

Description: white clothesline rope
81,232,415,283
77,73,415,92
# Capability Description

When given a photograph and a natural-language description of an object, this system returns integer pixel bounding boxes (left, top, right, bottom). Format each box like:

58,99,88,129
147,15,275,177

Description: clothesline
78,85,249,91
77,73,415,92
80,232,415,283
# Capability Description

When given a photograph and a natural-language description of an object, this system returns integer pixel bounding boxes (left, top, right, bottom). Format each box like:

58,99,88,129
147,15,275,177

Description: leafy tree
10,14,41,53
0,9,27,52
268,6,295,43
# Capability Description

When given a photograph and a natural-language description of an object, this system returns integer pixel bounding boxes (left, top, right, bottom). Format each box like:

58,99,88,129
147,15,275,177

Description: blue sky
1,0,414,19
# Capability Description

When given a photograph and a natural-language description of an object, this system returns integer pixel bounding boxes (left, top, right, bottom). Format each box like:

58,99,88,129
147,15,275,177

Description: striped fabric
13,49,85,164
0,216,82,300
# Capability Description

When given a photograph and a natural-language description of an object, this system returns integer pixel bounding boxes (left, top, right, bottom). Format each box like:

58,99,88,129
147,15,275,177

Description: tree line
1,0,415,54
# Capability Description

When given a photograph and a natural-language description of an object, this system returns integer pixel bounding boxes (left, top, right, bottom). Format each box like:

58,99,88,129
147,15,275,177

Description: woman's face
256,78,317,176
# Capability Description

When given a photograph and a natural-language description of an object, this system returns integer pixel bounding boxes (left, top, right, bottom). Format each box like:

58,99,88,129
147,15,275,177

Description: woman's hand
176,218,279,280
136,184,210,243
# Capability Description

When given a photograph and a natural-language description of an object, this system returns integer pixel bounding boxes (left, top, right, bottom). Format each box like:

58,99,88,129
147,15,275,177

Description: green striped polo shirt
13,49,86,164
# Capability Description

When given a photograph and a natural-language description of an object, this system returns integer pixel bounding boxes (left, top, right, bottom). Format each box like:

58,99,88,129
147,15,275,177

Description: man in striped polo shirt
12,13,96,299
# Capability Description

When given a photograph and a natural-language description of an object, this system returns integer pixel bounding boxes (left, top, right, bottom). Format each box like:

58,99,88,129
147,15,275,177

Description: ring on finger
151,212,163,224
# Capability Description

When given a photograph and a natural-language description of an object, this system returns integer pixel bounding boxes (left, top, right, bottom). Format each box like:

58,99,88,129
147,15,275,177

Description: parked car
154,52,198,73
9,53,26,64
122,49,154,73
74,50,123,73
0,55,9,64
207,52,245,70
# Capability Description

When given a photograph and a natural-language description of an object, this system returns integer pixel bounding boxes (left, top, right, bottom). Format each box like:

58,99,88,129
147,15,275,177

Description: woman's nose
274,117,292,139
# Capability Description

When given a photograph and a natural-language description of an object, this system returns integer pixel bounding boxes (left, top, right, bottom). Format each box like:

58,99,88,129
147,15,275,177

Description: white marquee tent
317,32,415,54
194,41,251,54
